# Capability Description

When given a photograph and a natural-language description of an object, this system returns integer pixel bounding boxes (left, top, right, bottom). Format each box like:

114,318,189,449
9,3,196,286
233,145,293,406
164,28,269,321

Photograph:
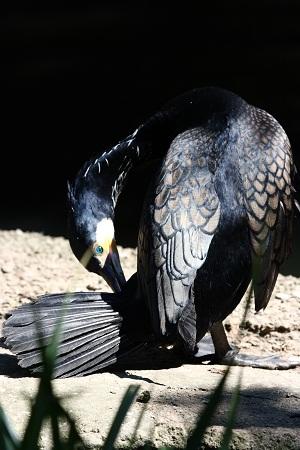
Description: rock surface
0,230,299,449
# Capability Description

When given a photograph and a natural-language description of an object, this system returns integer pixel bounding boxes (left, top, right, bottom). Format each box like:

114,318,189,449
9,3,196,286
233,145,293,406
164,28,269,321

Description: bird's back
138,94,295,349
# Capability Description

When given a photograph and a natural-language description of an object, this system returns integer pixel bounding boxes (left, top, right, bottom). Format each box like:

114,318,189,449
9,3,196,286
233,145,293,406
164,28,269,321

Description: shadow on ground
156,384,300,430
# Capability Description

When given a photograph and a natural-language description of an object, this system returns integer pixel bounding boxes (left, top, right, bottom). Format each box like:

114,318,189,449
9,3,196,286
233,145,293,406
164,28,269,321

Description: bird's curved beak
101,240,126,293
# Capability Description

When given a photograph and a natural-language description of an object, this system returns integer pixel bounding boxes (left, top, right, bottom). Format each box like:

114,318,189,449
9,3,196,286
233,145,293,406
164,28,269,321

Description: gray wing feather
138,129,220,335
240,107,295,311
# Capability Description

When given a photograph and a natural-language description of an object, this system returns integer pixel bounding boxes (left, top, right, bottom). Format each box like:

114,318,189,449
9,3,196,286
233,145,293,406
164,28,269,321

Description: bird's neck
80,130,142,216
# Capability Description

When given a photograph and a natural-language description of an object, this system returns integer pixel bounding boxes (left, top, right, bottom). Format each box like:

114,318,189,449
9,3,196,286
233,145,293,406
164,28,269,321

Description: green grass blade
50,407,64,450
103,385,140,450
219,370,242,450
0,405,20,450
186,367,230,450
55,403,86,450
65,421,85,450
129,393,149,447
19,382,52,450
20,305,67,449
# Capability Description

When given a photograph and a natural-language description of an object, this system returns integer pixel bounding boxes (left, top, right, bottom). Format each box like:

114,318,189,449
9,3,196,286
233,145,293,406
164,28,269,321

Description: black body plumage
138,90,294,353
3,87,298,376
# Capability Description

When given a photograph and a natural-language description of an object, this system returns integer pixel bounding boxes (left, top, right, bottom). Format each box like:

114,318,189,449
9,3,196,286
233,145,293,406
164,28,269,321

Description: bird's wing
240,107,295,311
139,130,220,335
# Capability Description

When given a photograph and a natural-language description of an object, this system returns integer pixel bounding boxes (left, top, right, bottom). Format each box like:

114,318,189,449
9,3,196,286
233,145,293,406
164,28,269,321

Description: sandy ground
0,230,299,449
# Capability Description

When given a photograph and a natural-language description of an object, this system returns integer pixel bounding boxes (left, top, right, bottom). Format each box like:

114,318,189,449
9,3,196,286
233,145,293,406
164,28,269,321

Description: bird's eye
95,245,104,255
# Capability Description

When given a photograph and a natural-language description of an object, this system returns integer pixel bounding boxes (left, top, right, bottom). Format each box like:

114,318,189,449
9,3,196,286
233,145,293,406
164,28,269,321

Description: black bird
4,87,300,377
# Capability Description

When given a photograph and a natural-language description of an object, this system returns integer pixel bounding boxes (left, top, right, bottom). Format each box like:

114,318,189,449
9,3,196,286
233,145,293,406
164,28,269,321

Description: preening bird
3,87,300,377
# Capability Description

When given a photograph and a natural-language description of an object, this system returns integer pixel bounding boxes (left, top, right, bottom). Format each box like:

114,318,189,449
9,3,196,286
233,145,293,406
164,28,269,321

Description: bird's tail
3,290,148,378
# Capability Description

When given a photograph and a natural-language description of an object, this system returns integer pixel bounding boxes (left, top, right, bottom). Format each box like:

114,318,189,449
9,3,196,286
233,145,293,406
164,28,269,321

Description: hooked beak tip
101,249,126,294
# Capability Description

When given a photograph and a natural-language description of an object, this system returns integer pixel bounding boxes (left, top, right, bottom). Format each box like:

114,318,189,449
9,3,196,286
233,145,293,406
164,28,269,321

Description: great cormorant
3,87,300,377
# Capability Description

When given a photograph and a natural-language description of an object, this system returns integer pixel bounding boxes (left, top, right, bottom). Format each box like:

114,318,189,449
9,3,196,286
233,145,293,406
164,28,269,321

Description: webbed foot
220,349,300,370
194,322,300,369
180,322,300,370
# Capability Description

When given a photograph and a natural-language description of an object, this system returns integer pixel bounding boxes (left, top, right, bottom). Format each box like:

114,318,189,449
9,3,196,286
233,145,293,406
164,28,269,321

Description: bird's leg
184,321,232,361
210,322,300,370
210,321,232,360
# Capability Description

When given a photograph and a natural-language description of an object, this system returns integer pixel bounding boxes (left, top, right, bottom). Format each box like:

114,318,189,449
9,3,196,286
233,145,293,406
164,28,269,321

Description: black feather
3,290,149,378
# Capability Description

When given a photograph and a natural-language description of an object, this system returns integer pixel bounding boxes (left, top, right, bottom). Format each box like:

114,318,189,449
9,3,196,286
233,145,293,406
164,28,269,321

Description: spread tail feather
3,291,147,378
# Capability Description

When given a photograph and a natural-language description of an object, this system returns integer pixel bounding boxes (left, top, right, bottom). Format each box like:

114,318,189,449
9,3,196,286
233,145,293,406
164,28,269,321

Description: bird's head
67,181,126,293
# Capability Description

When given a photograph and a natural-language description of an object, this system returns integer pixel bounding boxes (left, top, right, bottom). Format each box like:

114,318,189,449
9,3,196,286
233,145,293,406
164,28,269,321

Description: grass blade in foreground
185,367,230,450
219,370,242,450
103,385,140,450
0,405,19,450
19,301,84,450
129,394,149,448
19,308,64,449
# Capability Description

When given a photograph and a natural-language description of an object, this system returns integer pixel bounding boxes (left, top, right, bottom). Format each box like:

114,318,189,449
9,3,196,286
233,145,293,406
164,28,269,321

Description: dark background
1,1,299,274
